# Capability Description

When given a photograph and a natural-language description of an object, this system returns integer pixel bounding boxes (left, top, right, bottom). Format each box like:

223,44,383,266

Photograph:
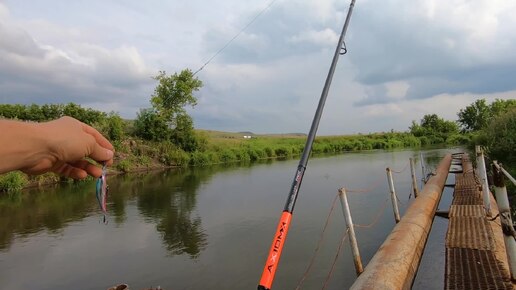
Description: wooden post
410,158,419,198
338,188,364,276
386,168,401,223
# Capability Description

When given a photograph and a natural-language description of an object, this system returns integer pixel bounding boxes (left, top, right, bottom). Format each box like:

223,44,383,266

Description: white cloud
385,81,409,100
1,0,516,134
347,0,516,106
289,28,339,47
0,2,155,116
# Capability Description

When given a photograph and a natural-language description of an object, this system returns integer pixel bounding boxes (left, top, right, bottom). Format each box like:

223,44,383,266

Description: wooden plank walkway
445,154,513,289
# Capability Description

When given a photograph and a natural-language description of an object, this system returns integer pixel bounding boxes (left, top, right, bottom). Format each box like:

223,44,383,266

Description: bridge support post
410,158,419,198
492,162,516,280
338,188,363,276
386,168,401,223
420,152,426,186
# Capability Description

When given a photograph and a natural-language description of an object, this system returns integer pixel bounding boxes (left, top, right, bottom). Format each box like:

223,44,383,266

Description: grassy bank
1,130,469,192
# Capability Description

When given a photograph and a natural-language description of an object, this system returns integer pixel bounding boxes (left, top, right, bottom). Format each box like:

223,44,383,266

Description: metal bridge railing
491,160,516,280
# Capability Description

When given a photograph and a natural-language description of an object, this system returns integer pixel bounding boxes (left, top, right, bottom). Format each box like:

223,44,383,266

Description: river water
0,148,458,290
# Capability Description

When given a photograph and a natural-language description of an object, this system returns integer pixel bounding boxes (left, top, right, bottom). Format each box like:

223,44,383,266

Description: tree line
0,69,203,154
0,68,514,167
409,98,515,164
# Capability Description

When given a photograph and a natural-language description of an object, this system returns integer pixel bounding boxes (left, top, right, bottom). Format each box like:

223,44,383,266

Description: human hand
21,116,115,179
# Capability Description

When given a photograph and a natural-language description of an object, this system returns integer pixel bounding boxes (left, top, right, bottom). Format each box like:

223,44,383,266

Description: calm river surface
0,148,459,289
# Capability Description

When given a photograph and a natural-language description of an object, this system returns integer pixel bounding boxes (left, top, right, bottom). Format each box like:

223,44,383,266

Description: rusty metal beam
350,154,452,290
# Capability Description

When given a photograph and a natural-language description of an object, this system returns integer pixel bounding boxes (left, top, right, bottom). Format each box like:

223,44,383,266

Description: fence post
476,146,491,216
338,188,364,276
386,168,401,223
492,163,516,280
410,158,419,198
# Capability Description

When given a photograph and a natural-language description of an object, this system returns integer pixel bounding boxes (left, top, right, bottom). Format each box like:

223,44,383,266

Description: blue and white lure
95,164,108,224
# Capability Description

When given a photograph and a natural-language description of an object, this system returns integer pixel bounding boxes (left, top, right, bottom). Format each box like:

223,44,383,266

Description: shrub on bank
0,172,28,192
190,152,211,166
116,159,133,173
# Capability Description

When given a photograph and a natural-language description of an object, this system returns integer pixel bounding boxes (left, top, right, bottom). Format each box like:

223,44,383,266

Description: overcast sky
1,0,515,135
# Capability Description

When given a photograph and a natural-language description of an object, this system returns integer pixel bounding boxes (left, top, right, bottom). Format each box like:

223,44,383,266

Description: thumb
89,143,114,164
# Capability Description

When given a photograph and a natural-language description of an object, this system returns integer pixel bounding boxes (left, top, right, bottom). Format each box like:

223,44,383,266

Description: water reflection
132,169,210,258
0,183,95,250
0,149,458,289
0,165,252,257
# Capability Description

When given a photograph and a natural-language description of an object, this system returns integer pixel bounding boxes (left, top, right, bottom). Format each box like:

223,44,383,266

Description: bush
137,156,152,167
206,152,220,164
233,149,251,162
264,147,276,158
162,149,190,166
0,171,28,192
275,146,291,158
219,150,237,163
133,108,171,141
247,148,260,161
190,152,210,166
446,134,470,145
116,159,132,173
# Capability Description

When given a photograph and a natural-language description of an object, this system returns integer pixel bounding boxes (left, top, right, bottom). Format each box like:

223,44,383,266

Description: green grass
0,130,471,192
0,171,28,192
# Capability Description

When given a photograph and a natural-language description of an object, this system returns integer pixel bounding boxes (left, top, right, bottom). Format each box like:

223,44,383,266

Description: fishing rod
257,1,356,289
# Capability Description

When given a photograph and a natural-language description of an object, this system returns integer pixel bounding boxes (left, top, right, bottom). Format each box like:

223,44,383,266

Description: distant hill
237,131,255,136
261,133,307,138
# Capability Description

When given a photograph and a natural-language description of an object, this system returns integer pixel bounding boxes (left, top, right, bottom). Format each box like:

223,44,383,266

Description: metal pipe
494,161,516,186
351,154,452,290
410,158,419,198
386,167,401,223
476,146,491,216
338,188,364,275
492,164,516,280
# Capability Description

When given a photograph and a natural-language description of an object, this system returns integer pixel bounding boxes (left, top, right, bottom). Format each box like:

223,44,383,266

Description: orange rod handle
258,211,292,290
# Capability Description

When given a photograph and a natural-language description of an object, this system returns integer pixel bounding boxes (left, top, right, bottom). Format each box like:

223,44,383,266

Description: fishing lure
96,163,108,223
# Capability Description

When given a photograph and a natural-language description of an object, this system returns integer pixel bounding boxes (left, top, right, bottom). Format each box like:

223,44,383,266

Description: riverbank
0,131,469,192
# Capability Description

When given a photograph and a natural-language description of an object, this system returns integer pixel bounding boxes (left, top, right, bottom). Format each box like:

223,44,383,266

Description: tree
418,114,458,134
478,108,516,164
410,114,459,144
458,99,491,132
147,69,203,151
170,113,197,152
409,120,424,137
134,108,171,141
490,98,516,116
458,98,516,132
96,112,126,141
151,69,202,125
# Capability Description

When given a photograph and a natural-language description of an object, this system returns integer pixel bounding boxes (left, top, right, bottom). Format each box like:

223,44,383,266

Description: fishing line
193,0,280,76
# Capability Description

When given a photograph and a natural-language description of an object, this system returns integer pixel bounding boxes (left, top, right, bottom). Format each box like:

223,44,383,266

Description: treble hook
340,41,347,55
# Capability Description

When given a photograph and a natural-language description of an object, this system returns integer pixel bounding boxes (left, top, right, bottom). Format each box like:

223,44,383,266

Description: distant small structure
243,135,252,139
